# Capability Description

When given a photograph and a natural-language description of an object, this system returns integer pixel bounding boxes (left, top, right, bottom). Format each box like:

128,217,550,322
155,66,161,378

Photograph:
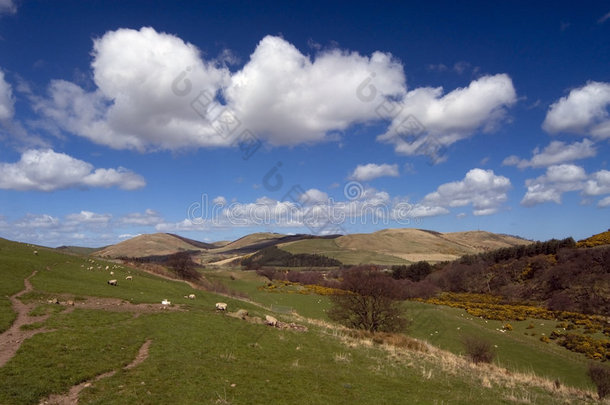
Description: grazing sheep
215,302,227,311
33,250,38,255
188,294,196,299
161,299,171,305
125,275,132,280
265,315,278,327
105,266,109,270
107,279,118,286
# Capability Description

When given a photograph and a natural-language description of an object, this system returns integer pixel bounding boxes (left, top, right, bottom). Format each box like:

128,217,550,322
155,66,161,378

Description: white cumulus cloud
421,168,512,215
378,74,517,157
542,81,610,139
226,35,406,145
33,27,516,157
503,139,596,169
0,149,146,191
519,164,609,206
349,163,399,182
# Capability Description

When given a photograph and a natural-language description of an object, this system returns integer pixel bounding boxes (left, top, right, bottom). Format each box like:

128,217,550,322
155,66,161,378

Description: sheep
125,275,132,280
33,250,38,255
188,294,196,299
161,299,171,305
107,279,118,286
105,266,109,270
215,302,227,311
265,315,278,327
110,271,114,275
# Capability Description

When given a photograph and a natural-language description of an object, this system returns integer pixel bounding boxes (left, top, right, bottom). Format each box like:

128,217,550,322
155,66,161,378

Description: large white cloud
378,74,517,156
0,149,146,191
34,27,516,154
521,164,610,206
421,168,512,215
225,35,406,145
349,163,399,182
503,139,596,169
0,70,14,121
542,81,610,139
34,27,231,151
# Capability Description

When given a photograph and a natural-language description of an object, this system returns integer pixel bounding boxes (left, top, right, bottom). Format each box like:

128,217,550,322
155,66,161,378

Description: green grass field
279,238,408,266
0,238,603,404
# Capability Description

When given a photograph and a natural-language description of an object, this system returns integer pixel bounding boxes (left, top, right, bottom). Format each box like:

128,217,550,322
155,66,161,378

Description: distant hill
93,229,529,264
94,233,208,258
56,245,106,256
281,229,529,264
94,232,338,259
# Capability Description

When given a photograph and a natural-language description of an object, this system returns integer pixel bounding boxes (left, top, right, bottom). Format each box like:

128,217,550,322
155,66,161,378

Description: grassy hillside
280,238,409,265
280,229,529,265
0,238,604,404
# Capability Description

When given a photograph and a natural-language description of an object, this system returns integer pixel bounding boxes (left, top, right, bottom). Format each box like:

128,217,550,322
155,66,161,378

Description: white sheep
125,275,132,280
215,302,227,311
188,294,196,299
33,250,38,255
265,315,278,327
107,279,118,286
162,299,171,305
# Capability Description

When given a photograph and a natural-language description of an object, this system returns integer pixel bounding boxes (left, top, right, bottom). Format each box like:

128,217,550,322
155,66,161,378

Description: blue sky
0,0,609,247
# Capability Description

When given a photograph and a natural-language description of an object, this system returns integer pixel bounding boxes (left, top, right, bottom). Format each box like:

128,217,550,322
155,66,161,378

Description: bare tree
328,266,408,333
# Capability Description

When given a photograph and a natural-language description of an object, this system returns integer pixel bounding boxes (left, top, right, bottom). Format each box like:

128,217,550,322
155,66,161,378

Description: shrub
540,336,550,343
588,363,610,399
328,266,408,333
462,336,495,364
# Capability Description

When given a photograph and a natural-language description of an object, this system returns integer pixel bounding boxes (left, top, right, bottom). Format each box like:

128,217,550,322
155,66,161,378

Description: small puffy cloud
119,209,163,226
0,0,16,15
212,196,227,206
300,188,329,204
584,170,610,196
422,168,512,215
542,81,610,139
14,214,60,229
598,196,610,208
349,163,399,182
64,211,112,228
0,70,14,121
378,74,517,156
503,139,596,169
521,164,587,206
0,149,146,191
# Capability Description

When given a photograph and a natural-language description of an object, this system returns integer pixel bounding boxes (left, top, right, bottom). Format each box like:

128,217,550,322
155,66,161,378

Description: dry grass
294,312,601,404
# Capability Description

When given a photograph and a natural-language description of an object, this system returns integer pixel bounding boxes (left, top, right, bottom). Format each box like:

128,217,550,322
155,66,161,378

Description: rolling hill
94,233,208,258
281,229,529,265
93,228,529,265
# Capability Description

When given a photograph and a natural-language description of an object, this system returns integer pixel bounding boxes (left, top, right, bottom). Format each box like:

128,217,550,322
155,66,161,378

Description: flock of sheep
82,257,279,324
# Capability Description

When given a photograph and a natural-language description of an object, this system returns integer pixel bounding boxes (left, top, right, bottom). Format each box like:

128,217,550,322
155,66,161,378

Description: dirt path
40,339,152,405
0,271,53,368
